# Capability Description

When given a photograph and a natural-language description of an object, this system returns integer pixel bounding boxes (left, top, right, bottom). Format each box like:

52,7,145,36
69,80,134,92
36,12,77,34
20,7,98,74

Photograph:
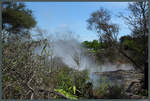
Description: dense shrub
55,67,89,98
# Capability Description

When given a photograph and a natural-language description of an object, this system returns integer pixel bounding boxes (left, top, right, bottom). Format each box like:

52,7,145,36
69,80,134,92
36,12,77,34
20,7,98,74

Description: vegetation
2,2,36,34
82,40,100,51
86,0,148,92
2,1,148,99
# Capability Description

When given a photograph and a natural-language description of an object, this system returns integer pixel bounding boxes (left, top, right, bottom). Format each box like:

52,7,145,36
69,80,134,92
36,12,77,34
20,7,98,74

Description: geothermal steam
34,32,134,87
40,33,133,71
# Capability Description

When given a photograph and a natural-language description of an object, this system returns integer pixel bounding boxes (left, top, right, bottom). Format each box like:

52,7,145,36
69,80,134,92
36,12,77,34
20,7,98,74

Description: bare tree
87,8,119,47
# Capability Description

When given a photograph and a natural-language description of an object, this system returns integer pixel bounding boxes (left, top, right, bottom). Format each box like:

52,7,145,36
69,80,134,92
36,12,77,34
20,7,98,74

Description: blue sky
25,2,132,42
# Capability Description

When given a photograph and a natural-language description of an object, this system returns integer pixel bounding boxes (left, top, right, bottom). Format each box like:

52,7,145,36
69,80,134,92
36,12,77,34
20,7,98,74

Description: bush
2,39,56,99
54,67,89,98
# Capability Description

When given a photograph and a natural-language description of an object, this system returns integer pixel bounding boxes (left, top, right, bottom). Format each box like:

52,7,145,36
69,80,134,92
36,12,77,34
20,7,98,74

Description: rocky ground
94,69,148,99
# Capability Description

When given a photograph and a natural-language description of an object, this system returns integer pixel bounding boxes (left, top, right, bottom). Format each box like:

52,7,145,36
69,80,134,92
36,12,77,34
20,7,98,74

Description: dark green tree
82,40,100,50
91,40,99,50
82,41,92,49
2,2,36,37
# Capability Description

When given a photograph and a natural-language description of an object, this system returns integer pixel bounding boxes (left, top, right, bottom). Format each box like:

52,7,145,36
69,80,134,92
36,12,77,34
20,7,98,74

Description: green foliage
120,35,148,67
55,67,89,97
2,1,148,99
94,77,111,96
91,40,99,50
82,41,92,49
54,89,78,100
138,89,148,96
122,40,134,49
120,35,132,43
55,67,74,90
120,35,141,52
2,2,36,33
82,40,100,51
73,85,76,94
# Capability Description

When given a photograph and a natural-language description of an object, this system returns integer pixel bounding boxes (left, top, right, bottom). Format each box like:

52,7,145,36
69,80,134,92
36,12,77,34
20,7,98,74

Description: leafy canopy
2,2,37,33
